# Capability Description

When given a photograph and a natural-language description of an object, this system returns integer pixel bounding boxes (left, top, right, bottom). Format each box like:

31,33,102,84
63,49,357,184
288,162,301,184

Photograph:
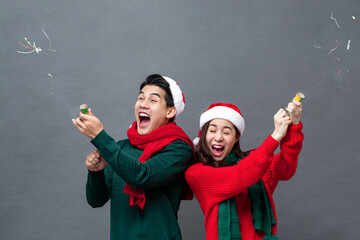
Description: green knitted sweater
86,130,193,240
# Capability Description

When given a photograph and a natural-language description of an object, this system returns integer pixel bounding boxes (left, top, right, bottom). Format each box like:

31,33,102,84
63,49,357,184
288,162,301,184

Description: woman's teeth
212,145,224,155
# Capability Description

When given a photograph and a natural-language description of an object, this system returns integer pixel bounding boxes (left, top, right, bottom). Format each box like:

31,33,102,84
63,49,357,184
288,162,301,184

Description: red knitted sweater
185,122,304,240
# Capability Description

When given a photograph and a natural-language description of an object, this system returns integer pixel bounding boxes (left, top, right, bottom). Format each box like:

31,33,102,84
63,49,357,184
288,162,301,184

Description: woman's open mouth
212,145,224,156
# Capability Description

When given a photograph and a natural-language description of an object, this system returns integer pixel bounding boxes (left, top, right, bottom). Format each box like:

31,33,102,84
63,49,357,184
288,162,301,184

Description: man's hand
72,108,104,139
286,99,303,125
86,150,107,172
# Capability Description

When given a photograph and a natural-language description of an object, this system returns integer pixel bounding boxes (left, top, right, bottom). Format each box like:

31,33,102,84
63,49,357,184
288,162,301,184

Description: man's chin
137,127,150,135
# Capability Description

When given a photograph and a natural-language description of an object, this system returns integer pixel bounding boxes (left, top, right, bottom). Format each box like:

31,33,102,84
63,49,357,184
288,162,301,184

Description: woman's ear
235,134,240,143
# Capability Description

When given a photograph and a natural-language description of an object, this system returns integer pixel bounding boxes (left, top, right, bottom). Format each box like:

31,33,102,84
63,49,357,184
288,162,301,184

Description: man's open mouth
139,112,150,128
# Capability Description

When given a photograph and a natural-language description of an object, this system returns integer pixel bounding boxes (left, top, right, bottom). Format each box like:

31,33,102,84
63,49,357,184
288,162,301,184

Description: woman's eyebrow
209,124,232,130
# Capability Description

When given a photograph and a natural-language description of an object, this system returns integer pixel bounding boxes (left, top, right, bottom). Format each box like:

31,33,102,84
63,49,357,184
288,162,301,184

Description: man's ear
166,107,177,119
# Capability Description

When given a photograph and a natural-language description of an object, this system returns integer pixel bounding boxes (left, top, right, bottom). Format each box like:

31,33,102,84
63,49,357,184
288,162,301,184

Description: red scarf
124,121,194,209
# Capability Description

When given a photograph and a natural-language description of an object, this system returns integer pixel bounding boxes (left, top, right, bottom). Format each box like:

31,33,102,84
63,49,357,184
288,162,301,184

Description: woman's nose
214,132,223,141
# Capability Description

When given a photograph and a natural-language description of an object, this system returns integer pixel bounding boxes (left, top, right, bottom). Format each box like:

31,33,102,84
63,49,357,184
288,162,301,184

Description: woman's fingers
286,100,302,125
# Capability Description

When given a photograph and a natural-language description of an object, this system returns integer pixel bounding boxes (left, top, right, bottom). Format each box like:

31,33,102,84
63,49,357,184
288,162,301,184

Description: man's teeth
139,113,149,118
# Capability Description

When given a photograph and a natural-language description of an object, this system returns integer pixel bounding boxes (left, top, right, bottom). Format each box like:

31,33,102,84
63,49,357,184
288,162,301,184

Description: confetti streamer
331,12,340,28
17,50,35,54
334,40,340,45
17,38,42,54
42,29,56,52
33,42,41,53
347,40,351,50
313,41,322,49
24,37,32,47
328,46,337,55
17,47,42,54
48,74,54,78
17,41,32,49
352,16,356,20
337,68,341,76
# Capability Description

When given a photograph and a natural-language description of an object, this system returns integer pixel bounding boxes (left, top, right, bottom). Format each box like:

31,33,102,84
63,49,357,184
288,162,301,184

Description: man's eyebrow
150,93,161,98
138,91,161,98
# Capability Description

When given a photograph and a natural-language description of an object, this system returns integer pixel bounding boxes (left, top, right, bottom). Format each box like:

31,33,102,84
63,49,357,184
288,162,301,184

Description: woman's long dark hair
195,121,246,167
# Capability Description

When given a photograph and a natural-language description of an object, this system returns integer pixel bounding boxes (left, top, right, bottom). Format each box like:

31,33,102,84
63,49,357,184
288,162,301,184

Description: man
72,74,194,240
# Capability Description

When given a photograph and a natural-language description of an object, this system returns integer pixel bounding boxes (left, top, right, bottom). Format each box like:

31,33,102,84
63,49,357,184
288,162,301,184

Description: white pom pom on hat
193,103,245,145
162,76,185,120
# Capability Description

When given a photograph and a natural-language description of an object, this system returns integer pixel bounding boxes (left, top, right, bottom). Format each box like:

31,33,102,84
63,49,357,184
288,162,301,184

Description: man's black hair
140,74,175,122
140,74,174,108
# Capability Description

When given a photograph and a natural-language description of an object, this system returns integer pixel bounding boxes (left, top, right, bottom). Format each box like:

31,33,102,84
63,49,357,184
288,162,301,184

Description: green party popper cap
80,104,89,114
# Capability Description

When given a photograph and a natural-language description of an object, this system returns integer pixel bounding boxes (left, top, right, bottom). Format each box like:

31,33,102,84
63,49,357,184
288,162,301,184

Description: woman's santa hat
162,76,185,120
193,103,245,145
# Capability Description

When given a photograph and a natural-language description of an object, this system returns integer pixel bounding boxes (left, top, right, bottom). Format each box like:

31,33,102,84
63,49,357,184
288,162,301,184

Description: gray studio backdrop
1,0,359,239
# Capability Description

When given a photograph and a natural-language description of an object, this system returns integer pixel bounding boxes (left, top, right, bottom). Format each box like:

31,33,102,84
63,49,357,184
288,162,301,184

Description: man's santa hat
193,103,245,145
162,76,185,120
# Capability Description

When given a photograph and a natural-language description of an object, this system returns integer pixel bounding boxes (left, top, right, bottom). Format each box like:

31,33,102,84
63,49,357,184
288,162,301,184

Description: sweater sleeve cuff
264,135,280,154
289,121,303,132
88,169,105,176
251,135,279,169
90,129,114,151
281,121,304,145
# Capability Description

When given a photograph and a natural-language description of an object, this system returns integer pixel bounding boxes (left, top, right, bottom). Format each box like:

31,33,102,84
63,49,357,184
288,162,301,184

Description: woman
185,101,304,240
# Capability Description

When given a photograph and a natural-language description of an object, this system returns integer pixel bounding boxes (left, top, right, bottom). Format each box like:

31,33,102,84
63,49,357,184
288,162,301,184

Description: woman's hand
286,99,303,125
271,108,292,142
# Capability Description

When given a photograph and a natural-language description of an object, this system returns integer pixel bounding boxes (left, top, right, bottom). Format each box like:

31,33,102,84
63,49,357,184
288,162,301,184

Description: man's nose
140,99,149,108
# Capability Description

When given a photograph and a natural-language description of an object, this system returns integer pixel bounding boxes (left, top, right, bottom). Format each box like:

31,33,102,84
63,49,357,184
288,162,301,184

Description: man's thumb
88,108,95,116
